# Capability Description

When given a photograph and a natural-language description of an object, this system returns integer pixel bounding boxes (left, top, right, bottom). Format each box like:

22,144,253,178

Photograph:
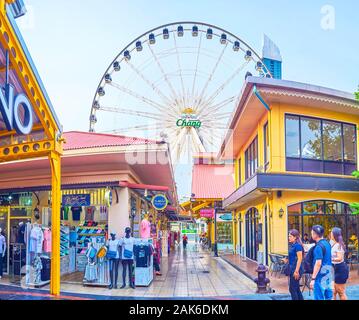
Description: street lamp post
214,208,218,257
213,201,223,257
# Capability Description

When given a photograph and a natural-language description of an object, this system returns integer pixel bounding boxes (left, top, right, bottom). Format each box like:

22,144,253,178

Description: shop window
285,114,357,175
287,200,358,250
263,122,269,171
301,117,322,160
323,120,342,161
285,115,300,158
245,136,258,180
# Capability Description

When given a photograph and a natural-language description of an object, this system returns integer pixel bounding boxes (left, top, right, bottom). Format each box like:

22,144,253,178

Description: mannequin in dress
140,213,151,239
0,228,6,279
119,227,135,289
107,232,120,289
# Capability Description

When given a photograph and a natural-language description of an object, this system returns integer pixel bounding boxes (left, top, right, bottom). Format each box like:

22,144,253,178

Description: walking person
283,229,304,300
182,234,188,250
309,225,334,300
330,227,349,300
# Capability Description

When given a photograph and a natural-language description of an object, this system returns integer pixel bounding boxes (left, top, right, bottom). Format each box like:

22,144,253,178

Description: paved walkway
0,247,256,299
222,254,359,297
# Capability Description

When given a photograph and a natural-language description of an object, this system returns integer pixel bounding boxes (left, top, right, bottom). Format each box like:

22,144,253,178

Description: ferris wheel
89,22,272,164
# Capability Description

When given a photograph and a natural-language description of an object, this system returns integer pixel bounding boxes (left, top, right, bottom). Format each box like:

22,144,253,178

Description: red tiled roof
63,131,160,150
191,164,235,199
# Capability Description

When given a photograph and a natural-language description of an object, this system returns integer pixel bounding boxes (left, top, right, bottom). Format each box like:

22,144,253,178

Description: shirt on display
61,207,69,221
108,239,121,259
18,223,26,244
85,206,96,221
119,237,135,260
134,244,151,267
71,207,82,221
43,228,52,253
0,235,6,255
29,226,44,254
140,219,151,239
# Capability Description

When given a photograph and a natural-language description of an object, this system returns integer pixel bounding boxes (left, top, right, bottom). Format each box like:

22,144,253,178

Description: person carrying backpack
308,225,334,300
330,227,349,300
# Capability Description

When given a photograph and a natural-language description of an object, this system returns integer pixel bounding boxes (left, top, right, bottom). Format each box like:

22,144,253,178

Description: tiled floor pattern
58,247,257,298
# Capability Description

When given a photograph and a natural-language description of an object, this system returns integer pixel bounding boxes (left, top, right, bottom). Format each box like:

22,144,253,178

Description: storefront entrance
245,208,259,261
288,200,359,258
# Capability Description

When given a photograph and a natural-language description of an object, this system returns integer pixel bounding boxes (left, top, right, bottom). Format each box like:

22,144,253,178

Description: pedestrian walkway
222,254,359,296
58,247,256,298
0,247,256,299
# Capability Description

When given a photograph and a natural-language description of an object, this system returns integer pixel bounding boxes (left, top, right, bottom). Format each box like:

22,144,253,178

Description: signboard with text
62,194,91,207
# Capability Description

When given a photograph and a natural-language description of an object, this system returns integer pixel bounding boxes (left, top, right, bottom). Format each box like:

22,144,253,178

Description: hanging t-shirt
61,207,69,221
43,228,52,253
85,206,95,221
71,207,82,221
29,226,44,254
140,219,151,239
119,237,135,260
17,223,26,244
134,244,150,267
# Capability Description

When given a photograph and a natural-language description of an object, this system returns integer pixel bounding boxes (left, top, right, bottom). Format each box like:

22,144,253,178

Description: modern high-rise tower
262,34,282,79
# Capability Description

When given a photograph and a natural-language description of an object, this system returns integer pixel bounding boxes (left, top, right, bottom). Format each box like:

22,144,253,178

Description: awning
119,181,169,191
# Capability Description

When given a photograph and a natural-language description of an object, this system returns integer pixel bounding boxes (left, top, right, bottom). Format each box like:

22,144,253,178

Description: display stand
25,223,51,288
82,240,110,287
10,243,25,283
134,239,154,287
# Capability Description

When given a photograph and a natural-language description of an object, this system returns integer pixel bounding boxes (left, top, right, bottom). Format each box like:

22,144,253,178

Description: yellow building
220,76,359,265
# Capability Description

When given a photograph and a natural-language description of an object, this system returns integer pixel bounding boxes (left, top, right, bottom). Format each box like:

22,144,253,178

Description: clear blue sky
16,0,359,200
18,0,359,132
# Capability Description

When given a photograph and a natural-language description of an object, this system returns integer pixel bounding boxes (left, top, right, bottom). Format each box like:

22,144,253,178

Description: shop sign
216,212,232,222
200,209,214,218
176,118,201,129
151,194,168,211
62,194,91,207
182,229,197,234
0,64,34,135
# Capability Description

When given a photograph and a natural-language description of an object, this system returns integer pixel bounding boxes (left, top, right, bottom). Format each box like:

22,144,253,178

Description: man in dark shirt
310,225,334,300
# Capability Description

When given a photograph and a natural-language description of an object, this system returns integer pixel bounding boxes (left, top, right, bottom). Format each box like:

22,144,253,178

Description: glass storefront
288,200,359,257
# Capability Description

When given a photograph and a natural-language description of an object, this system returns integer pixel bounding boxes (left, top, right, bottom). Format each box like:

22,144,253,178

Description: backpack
303,241,326,274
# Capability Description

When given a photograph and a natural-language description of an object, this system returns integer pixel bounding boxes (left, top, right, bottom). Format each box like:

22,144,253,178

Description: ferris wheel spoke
194,43,228,112
99,106,164,121
124,60,174,106
147,42,181,107
197,96,235,119
103,122,168,134
173,34,186,108
190,128,206,153
197,130,223,149
109,82,169,114
196,60,249,112
206,112,233,121
191,32,203,104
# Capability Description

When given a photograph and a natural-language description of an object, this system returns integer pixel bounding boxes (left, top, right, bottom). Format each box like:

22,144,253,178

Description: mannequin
0,228,6,279
119,227,135,289
140,213,151,239
107,232,120,289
